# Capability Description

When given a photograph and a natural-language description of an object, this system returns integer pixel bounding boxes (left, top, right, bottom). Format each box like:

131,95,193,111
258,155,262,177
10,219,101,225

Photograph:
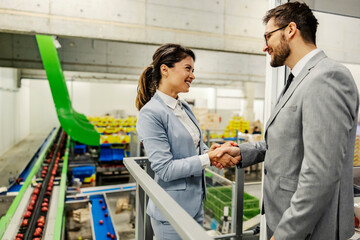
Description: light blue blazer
136,93,208,221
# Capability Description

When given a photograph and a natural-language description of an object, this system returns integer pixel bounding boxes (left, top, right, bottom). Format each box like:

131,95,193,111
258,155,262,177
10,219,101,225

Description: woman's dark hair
136,43,195,110
263,1,318,44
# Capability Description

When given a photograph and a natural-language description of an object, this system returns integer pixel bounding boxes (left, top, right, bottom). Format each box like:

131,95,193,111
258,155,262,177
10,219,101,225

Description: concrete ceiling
0,32,266,89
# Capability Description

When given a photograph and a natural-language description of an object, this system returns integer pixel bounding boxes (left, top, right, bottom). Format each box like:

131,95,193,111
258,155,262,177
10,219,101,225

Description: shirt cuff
199,154,210,169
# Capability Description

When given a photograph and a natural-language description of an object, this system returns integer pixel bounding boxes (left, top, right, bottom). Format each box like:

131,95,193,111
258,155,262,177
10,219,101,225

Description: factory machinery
0,127,136,240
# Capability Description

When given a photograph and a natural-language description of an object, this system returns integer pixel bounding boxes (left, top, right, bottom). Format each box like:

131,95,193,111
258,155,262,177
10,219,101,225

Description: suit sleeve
238,140,267,168
202,142,209,153
136,109,202,182
274,66,359,239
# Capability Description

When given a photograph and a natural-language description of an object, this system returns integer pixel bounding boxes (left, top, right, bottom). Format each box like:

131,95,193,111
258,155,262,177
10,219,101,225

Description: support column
244,82,255,123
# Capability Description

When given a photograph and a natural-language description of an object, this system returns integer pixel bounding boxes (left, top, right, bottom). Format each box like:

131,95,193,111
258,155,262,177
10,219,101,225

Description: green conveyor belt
36,35,100,146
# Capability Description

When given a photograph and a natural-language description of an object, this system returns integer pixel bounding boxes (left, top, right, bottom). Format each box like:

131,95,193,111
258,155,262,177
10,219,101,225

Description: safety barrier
124,157,249,240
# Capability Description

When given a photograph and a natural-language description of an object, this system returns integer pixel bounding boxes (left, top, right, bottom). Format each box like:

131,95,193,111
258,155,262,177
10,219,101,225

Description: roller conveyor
1,127,133,240
0,128,69,240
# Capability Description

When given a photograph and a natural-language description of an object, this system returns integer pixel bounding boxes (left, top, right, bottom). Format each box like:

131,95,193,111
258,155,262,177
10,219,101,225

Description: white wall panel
87,82,138,117
179,87,213,109
15,80,30,143
68,81,91,116
0,68,30,156
316,12,360,64
29,80,58,134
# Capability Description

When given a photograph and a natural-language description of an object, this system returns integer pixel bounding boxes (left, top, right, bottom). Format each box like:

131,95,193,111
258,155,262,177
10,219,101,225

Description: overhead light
52,36,61,49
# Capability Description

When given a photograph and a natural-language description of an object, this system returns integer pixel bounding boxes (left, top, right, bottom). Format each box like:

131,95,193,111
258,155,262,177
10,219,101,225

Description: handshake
207,142,241,169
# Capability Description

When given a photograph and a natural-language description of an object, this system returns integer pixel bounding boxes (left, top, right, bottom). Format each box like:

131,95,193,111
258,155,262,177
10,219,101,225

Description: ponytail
136,66,155,111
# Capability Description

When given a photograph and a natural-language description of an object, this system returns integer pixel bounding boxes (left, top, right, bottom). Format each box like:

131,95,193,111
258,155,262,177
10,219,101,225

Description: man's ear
288,22,298,39
160,64,168,77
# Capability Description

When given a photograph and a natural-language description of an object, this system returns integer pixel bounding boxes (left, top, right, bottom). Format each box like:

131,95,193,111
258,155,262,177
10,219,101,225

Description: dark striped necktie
284,73,294,94
281,73,294,98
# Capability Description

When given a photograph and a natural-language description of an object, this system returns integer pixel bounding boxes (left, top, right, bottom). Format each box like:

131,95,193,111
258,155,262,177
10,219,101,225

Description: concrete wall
0,0,267,54
1,0,359,65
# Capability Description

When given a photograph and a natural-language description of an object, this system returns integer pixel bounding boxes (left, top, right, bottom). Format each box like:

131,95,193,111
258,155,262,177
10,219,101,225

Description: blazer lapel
264,51,327,137
182,103,203,146
153,93,200,150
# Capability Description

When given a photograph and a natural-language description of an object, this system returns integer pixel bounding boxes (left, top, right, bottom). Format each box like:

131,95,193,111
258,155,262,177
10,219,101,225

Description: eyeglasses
264,24,288,46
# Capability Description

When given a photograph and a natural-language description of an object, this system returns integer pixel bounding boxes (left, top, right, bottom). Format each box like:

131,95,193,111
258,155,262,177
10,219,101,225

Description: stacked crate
224,116,250,138
204,186,260,222
193,108,219,130
88,116,136,144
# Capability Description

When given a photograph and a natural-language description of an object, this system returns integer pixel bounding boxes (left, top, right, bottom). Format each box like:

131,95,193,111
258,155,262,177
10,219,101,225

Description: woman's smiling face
159,55,195,99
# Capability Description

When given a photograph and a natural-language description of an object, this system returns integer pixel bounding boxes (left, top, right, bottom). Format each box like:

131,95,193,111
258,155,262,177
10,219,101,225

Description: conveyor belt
15,130,66,239
0,128,60,240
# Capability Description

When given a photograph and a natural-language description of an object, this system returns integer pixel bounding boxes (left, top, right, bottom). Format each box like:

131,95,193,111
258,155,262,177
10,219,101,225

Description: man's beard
270,34,290,67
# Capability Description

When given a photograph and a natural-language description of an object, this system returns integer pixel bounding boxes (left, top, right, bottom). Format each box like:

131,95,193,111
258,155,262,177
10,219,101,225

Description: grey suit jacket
136,93,208,221
240,51,359,240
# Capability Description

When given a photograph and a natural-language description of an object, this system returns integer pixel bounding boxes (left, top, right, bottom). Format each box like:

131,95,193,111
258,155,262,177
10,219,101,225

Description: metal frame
124,157,248,240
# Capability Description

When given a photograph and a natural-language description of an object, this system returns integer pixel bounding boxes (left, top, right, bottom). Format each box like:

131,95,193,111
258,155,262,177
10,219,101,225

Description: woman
136,43,239,239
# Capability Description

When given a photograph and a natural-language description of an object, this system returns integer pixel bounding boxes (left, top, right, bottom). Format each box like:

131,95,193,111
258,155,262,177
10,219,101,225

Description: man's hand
208,142,240,169
270,236,275,240
208,147,240,168
209,141,238,151
216,146,240,158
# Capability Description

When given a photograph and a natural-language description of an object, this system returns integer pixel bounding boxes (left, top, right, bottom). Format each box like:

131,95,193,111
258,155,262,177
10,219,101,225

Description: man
218,2,359,239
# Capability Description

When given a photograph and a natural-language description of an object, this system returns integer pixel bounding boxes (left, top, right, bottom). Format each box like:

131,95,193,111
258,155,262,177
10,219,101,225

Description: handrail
124,157,214,240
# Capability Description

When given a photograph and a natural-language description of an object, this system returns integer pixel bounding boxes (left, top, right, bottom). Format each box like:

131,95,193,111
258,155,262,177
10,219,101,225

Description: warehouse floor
0,133,48,189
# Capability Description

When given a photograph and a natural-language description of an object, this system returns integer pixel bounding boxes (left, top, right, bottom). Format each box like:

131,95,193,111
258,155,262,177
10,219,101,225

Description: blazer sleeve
274,66,359,239
202,142,209,153
137,108,203,182
238,140,267,168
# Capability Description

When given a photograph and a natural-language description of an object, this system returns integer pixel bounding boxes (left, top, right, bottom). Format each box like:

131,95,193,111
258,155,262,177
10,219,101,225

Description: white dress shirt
156,90,210,168
291,48,321,77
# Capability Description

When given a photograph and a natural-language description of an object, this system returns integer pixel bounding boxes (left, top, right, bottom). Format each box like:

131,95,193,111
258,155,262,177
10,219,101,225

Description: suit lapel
264,51,327,137
182,102,203,150
182,102,206,198
153,93,201,151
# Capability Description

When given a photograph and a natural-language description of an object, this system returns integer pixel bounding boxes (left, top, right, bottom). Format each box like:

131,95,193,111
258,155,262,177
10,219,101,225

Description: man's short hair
263,1,319,44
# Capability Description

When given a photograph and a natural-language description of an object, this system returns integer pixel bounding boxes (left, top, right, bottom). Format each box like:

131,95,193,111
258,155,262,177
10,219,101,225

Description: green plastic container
204,186,260,222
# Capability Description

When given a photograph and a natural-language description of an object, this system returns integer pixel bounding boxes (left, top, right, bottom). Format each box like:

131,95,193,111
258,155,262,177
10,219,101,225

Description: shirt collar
291,48,321,77
156,90,180,110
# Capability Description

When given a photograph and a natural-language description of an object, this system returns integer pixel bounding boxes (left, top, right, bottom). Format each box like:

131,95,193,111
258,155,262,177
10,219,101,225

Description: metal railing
124,157,248,240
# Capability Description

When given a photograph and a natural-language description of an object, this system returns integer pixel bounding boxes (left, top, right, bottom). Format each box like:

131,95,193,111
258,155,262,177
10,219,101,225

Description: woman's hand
208,142,239,169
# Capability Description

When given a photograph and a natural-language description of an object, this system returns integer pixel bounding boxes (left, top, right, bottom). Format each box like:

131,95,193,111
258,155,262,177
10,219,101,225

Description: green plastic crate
204,186,260,222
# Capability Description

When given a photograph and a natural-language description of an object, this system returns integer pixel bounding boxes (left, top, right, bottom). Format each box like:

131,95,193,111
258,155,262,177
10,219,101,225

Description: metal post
145,160,154,239
136,183,146,240
233,167,245,240
206,129,210,147
129,132,140,157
